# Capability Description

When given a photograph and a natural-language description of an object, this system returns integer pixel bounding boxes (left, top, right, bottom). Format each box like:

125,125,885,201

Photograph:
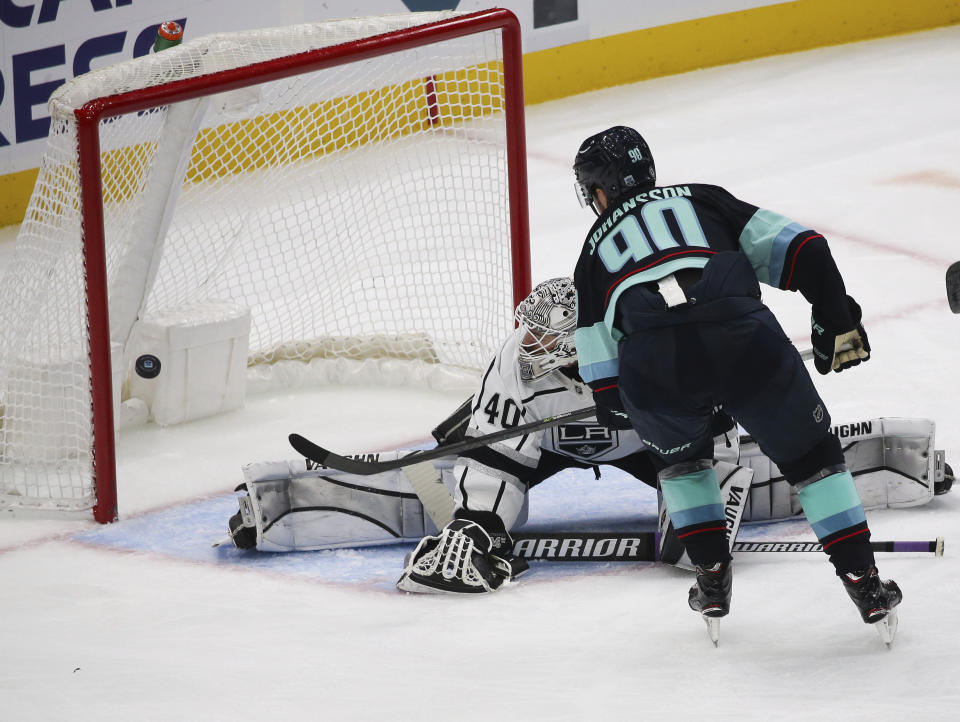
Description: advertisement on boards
0,0,787,177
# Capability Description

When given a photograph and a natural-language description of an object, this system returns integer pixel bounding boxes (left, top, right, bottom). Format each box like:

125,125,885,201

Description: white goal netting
0,11,527,516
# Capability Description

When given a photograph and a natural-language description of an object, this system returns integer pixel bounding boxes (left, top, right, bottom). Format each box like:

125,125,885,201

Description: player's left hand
810,295,871,374
593,386,633,430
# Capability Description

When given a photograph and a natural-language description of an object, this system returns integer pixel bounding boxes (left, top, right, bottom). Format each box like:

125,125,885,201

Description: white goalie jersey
450,333,650,528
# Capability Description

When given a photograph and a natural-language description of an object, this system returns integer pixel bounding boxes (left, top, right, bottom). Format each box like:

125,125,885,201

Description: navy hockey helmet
573,126,656,215
515,277,577,381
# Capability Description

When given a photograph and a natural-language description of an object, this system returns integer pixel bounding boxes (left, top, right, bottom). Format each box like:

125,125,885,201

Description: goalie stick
947,260,960,313
511,532,945,561
289,406,598,475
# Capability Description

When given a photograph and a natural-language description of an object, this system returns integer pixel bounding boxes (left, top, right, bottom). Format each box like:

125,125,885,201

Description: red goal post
0,9,530,523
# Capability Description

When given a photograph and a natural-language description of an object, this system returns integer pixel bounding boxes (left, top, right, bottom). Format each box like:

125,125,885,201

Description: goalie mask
515,278,577,381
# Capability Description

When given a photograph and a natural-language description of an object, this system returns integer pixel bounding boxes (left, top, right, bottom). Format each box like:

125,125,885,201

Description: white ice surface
3,26,960,720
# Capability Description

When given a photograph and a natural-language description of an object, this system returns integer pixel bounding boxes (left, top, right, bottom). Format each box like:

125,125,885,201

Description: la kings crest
551,423,619,460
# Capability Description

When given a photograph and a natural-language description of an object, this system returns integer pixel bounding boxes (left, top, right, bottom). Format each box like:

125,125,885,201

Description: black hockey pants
615,253,842,478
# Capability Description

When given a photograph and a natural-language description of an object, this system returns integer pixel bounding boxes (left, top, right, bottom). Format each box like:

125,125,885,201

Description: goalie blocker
224,417,949,562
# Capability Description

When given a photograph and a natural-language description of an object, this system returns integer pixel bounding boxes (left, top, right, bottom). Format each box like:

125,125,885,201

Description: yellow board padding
1,169,39,227
184,62,503,184
522,0,960,105
13,61,506,218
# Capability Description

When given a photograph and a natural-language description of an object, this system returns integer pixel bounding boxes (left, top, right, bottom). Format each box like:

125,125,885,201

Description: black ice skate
841,566,902,647
688,561,732,646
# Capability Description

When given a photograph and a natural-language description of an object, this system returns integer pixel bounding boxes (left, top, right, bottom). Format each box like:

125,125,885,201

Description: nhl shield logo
813,404,825,423
554,424,616,460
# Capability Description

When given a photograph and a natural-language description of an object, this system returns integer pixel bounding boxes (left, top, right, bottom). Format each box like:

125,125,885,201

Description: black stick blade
288,433,331,466
947,261,960,314
287,433,410,475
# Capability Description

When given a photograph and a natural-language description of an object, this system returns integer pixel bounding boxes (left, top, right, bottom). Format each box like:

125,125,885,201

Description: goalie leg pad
229,457,456,552
739,418,943,522
396,520,524,594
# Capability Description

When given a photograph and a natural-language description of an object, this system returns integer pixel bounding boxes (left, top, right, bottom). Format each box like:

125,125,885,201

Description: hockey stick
510,531,945,561
947,261,960,313
289,405,598,475
798,343,854,363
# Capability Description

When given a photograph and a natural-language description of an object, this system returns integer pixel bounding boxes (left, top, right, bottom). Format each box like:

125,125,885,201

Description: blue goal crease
71,465,800,590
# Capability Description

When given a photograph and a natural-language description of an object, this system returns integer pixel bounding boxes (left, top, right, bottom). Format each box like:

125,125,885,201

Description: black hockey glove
455,509,528,578
593,385,633,430
810,295,871,375
396,511,528,594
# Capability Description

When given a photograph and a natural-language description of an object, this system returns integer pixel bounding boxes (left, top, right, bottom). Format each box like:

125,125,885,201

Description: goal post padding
0,9,530,522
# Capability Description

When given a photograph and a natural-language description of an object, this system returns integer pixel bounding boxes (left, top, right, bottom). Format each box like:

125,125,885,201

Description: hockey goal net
0,9,529,522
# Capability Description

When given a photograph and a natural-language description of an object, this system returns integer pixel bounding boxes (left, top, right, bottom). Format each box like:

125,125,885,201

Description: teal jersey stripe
575,323,619,384
670,503,726,529
797,471,865,524
660,467,723,512
739,209,809,287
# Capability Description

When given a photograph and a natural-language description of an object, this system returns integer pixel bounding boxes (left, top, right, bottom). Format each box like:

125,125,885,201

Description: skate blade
703,616,721,647
874,607,899,648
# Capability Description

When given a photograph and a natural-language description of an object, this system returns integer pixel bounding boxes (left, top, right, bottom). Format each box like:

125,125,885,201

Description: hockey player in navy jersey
570,125,901,643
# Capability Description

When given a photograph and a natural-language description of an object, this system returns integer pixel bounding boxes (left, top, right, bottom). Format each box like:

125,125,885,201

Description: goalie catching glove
397,513,529,594
810,295,871,375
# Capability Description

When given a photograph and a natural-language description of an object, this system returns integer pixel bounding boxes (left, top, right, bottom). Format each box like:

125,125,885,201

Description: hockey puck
135,354,162,379
946,261,960,314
